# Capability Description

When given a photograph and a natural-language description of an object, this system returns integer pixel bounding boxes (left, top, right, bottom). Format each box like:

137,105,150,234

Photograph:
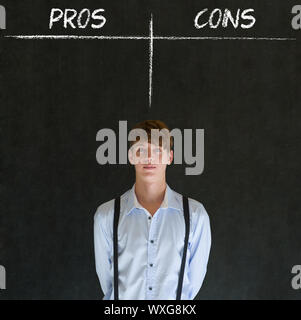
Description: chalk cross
4,14,296,108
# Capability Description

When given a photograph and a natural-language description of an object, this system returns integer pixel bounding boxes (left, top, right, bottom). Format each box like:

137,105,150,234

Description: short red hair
130,120,173,150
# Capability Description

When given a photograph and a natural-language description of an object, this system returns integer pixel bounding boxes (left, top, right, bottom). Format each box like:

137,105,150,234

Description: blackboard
1,0,301,299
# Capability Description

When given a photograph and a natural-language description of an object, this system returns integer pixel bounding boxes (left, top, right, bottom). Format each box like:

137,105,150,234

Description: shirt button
149,287,152,290
150,240,154,243
150,263,153,267
148,216,151,220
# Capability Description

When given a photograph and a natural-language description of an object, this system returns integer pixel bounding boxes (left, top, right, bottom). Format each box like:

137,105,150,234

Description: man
94,120,211,300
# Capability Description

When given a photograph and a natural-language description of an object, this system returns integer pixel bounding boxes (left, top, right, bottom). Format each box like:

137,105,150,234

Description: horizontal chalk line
4,35,297,41
5,35,149,40
155,36,296,41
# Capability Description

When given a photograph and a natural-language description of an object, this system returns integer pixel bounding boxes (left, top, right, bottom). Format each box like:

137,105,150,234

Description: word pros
49,8,106,29
194,8,256,29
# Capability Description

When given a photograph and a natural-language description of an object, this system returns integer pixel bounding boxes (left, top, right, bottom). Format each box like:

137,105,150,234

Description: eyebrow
132,143,163,148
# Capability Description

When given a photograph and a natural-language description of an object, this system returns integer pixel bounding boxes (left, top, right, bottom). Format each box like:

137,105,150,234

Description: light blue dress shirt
94,183,211,300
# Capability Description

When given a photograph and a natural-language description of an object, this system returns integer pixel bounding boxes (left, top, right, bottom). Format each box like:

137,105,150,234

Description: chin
139,172,158,181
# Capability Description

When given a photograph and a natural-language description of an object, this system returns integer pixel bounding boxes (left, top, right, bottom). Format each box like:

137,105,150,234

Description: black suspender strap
113,196,120,300
176,195,190,300
113,194,190,300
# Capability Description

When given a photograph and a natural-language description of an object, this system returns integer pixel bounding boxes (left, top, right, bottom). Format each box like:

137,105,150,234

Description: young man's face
129,141,173,182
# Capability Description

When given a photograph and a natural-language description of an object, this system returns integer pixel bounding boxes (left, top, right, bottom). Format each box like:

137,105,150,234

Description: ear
168,150,173,165
128,148,134,165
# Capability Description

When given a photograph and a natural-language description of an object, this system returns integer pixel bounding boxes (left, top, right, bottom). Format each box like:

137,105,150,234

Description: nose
147,145,152,159
147,146,153,163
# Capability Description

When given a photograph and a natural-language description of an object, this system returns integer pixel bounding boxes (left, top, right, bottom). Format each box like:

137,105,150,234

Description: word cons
194,8,256,29
49,8,106,29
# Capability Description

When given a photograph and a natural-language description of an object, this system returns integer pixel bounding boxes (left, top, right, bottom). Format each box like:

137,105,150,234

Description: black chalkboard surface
0,0,300,299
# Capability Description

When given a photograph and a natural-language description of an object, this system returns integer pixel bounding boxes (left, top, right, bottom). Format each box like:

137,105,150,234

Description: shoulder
94,188,131,228
94,198,114,223
188,196,208,218
172,189,208,214
184,196,210,240
172,189,210,229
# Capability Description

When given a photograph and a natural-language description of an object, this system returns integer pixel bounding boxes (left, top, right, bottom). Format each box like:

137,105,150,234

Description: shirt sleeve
188,204,211,299
94,209,113,299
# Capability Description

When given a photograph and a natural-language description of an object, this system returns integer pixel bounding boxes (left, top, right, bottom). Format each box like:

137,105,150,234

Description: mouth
143,165,156,170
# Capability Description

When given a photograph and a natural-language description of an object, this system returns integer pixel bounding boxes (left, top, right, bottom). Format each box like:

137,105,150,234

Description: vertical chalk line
149,14,153,108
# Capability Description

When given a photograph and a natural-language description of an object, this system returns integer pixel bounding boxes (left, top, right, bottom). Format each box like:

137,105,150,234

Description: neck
135,177,167,206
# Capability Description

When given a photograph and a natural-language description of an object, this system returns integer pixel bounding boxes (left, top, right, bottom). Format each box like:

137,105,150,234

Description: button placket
147,213,157,298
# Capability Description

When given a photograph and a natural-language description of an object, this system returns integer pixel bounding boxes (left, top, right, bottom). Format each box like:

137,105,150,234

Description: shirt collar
125,183,181,215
